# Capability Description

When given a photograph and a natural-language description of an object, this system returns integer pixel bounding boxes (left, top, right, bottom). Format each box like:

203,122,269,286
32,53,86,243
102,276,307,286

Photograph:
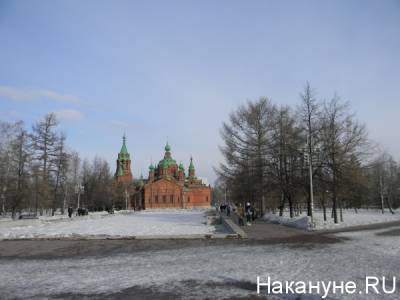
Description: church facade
115,137,211,209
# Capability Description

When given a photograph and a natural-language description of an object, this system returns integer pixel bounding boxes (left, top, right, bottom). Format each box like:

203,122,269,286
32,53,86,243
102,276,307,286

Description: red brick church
115,136,211,209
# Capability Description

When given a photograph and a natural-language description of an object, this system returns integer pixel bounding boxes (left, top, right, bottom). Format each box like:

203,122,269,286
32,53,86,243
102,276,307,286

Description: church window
163,195,166,203
188,196,190,203
170,195,174,203
206,196,209,202
155,195,158,203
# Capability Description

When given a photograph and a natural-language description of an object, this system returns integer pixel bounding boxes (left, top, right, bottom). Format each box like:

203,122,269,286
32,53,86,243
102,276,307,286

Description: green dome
161,159,169,168
159,157,177,168
179,162,184,171
165,142,171,152
149,163,154,171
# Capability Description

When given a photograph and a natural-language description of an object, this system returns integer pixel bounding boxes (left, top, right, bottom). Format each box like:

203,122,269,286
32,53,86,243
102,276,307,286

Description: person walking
67,207,73,219
237,203,245,226
246,205,252,225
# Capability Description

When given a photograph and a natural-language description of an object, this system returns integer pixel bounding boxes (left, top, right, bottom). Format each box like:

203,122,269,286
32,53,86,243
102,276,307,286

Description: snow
0,209,217,239
263,209,400,230
263,213,311,230
0,226,399,299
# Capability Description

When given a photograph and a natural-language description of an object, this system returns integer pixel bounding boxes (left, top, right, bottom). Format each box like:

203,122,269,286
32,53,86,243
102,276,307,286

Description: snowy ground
263,209,400,230
0,225,399,299
0,209,218,239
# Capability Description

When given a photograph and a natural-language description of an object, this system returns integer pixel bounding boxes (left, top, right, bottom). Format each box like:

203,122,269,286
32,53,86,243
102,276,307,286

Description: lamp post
1,186,6,216
75,184,84,210
305,135,319,227
124,187,129,211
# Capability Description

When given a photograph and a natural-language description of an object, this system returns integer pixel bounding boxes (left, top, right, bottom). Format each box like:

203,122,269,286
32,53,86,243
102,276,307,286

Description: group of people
236,202,255,226
219,203,231,216
217,201,257,226
67,207,88,218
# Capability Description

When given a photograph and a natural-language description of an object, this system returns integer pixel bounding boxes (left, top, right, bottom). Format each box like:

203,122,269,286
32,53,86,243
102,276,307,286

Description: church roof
118,135,130,160
117,161,124,176
165,142,171,152
189,157,195,170
121,135,128,154
158,142,177,168
160,157,177,168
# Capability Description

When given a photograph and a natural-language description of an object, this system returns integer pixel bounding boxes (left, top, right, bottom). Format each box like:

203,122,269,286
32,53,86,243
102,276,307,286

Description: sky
0,0,399,184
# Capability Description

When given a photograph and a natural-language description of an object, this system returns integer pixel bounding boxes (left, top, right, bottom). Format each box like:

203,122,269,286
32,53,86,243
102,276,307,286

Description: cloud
0,86,81,104
54,109,83,121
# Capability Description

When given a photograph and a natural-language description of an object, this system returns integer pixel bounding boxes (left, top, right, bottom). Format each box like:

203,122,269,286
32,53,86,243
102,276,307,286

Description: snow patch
263,209,400,230
0,209,217,239
263,213,310,230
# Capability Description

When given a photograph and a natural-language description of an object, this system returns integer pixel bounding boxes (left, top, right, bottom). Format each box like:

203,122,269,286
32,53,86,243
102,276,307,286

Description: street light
305,135,321,227
124,187,129,211
75,184,84,209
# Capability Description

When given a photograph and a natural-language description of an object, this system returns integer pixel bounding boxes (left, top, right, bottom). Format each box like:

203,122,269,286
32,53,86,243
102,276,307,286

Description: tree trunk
332,166,338,224
385,197,395,214
307,186,312,217
288,195,294,218
379,175,385,214
279,192,285,216
321,193,327,221
339,198,343,222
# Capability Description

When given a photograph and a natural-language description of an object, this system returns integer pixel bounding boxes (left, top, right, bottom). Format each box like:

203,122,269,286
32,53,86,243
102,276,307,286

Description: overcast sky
0,0,399,183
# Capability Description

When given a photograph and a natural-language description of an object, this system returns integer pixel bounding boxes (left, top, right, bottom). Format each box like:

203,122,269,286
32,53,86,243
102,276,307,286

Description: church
115,136,211,209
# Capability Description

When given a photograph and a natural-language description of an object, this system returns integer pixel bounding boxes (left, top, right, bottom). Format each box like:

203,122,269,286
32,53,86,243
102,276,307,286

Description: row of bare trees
0,114,126,218
216,83,399,223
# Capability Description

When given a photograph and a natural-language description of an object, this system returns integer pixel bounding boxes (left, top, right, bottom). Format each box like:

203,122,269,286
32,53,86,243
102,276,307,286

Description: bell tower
188,157,195,178
115,135,133,183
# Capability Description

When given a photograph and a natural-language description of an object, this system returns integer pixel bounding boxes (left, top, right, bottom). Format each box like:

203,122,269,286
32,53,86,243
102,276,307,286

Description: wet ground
0,224,343,259
1,221,399,300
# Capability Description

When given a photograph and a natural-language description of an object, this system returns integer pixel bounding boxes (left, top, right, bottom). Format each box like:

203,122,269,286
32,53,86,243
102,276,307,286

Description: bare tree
9,124,31,218
216,98,274,213
269,106,303,218
31,113,59,213
372,152,397,214
50,133,69,215
320,96,369,223
297,82,322,218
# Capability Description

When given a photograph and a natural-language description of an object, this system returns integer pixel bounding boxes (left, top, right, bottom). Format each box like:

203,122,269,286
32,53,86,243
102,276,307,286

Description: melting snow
263,209,400,230
0,209,216,239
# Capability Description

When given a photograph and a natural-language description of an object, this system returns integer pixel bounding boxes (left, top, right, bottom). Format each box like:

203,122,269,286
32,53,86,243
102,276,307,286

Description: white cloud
0,86,80,104
54,109,83,121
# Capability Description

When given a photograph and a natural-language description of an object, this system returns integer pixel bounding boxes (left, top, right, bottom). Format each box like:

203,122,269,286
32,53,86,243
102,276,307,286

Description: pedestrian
246,206,252,225
226,204,231,217
67,207,73,218
237,203,245,226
